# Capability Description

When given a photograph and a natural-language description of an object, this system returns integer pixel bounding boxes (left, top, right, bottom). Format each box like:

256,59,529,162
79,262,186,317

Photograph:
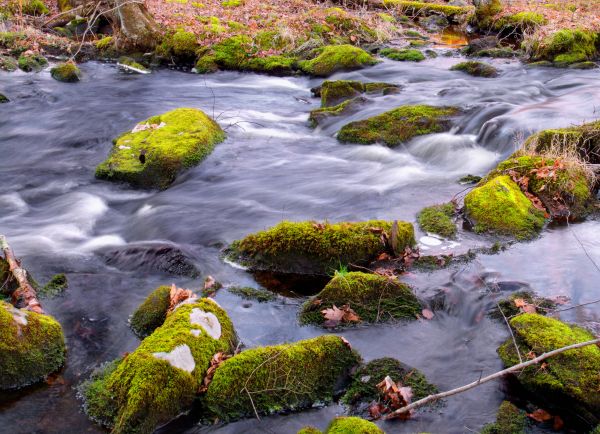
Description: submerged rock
227,220,414,275
300,272,420,326
0,93,8,103
95,108,225,189
81,298,236,434
312,80,400,107
50,62,81,82
451,60,498,77
204,335,360,420
463,175,546,239
298,45,378,77
498,313,600,427
0,300,66,389
481,401,528,434
337,105,460,146
130,285,171,337
309,97,367,127
417,202,456,238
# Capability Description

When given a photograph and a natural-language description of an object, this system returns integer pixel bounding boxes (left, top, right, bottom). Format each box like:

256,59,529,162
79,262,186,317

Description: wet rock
298,44,378,77
379,47,425,62
17,52,48,72
309,97,367,127
417,202,456,238
463,175,546,240
337,105,461,146
0,55,18,71
341,357,436,414
498,313,600,427
95,108,225,189
50,62,81,82
0,300,66,389
80,298,237,434
102,242,200,277
227,220,415,275
204,335,360,420
311,80,400,108
0,93,9,103
130,285,171,337
419,14,449,32
481,401,528,434
451,60,498,77
227,286,276,302
568,61,598,70
300,272,421,327
464,36,499,55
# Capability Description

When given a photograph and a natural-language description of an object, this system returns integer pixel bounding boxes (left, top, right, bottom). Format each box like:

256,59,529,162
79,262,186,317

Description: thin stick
384,338,600,419
0,235,43,313
555,298,600,312
496,301,523,364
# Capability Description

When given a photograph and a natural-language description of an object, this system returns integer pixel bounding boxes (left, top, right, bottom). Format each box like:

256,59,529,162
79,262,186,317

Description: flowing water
1,53,600,434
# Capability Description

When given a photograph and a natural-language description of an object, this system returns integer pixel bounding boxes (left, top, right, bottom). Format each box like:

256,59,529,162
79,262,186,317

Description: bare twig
496,300,523,364
384,337,600,419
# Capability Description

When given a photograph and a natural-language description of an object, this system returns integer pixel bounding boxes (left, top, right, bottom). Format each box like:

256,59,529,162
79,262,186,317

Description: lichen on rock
95,107,225,189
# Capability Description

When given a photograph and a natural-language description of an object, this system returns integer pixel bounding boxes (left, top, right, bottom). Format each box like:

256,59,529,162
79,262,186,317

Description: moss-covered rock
40,273,68,297
0,55,18,71
298,45,377,77
95,108,225,189
300,272,420,326
325,417,383,433
481,401,527,434
337,105,460,146
383,0,470,20
494,12,546,33
309,97,366,127
532,29,598,65
451,60,498,77
21,0,49,15
298,427,323,434
498,314,600,426
50,62,81,82
417,203,456,238
380,47,425,62
81,298,237,434
0,93,9,103
314,80,400,108
118,56,150,73
227,286,276,302
95,36,114,51
0,300,66,389
490,290,555,320
227,220,414,275
342,357,436,409
130,285,171,338
18,52,47,72
204,335,360,420
475,47,519,58
569,61,598,70
464,175,546,239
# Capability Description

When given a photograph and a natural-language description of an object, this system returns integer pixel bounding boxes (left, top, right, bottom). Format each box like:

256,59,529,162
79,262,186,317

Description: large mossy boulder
81,298,236,434
129,285,171,338
313,80,400,108
50,62,81,82
531,29,598,65
227,220,415,275
204,335,360,420
481,401,528,434
498,313,600,427
0,300,66,389
463,175,546,239
300,272,421,326
337,105,460,146
298,45,378,77
95,108,225,189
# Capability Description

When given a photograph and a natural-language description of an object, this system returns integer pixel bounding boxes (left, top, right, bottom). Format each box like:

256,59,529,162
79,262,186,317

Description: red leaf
528,409,553,423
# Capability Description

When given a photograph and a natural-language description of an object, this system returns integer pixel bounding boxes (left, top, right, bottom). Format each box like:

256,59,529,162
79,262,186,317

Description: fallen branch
0,235,43,313
384,338,600,419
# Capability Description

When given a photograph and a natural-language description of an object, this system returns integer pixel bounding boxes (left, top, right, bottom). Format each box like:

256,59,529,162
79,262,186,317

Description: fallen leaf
553,415,564,430
528,408,553,423
513,298,528,308
204,275,216,290
421,308,434,320
169,283,194,312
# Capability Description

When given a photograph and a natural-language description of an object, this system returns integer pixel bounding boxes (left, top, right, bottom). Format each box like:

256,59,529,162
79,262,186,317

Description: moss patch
227,286,275,302
0,301,66,389
309,97,366,128
533,29,598,65
326,417,383,433
481,401,527,434
337,105,460,146
95,108,225,189
298,45,377,77
51,62,81,82
228,220,414,275
204,335,360,420
417,203,456,238
498,314,600,426
18,52,47,72
40,273,68,297
451,60,498,77
490,290,555,320
464,175,546,239
81,298,237,434
300,272,420,326
380,47,425,62
383,0,470,19
0,55,18,71
130,285,171,338
314,80,399,108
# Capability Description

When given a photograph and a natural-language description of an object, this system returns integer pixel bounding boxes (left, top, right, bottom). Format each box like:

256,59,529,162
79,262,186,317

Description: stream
0,53,599,434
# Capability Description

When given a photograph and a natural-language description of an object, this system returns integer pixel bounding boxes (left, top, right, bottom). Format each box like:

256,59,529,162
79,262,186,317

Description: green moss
383,0,470,18
490,290,555,320
298,45,377,77
459,174,482,184
316,80,399,107
50,62,81,83
82,299,237,433
21,0,49,15
337,105,460,146
118,56,149,72
228,220,414,275
172,30,198,58
380,47,425,62
326,417,383,434
474,47,518,58
470,0,502,28
309,98,364,128
221,0,241,6
378,12,395,23
245,55,297,74
464,175,546,239
417,203,456,238
451,60,498,77
95,108,225,189
40,273,68,297
95,36,114,50
79,358,122,427
204,335,360,420
195,54,218,73
498,314,600,424
481,401,527,434
17,52,47,72
569,61,598,70
501,12,546,31
0,55,17,71
227,286,275,302
298,428,322,434
130,286,171,338
535,29,598,64
342,357,436,407
0,301,66,389
300,272,420,325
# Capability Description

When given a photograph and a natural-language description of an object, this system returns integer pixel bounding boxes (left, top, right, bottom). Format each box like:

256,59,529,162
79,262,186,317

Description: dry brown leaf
169,283,194,312
528,408,553,423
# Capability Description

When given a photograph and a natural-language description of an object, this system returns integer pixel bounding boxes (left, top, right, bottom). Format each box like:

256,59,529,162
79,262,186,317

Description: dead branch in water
0,235,43,313
384,337,600,420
